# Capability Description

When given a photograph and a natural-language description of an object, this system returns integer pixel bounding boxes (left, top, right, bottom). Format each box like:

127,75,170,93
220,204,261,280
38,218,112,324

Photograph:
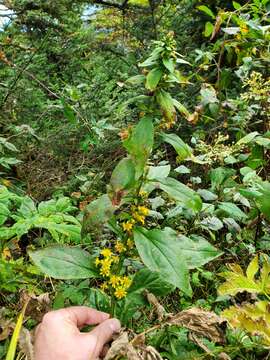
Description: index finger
45,306,110,327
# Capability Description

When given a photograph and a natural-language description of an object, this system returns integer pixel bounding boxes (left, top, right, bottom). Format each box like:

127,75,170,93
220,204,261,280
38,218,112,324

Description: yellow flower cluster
122,205,150,232
115,240,126,254
122,219,135,232
95,248,132,299
132,205,150,225
95,249,119,277
109,275,132,299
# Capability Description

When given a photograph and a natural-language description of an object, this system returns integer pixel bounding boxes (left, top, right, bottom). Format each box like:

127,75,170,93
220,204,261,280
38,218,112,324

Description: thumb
84,318,121,358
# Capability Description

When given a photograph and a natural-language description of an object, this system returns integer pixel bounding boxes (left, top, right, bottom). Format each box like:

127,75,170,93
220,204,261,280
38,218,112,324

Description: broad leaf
145,68,163,91
29,246,97,279
134,227,191,295
162,57,174,73
218,202,247,221
156,89,176,122
128,268,175,296
82,194,115,234
197,5,215,19
153,177,202,212
179,235,222,269
123,117,154,178
161,133,192,161
110,157,135,193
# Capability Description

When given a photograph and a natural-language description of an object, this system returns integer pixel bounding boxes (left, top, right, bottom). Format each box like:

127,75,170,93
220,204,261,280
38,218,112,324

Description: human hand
34,306,121,360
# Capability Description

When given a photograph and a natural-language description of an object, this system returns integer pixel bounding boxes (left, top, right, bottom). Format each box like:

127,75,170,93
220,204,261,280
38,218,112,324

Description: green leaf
179,235,222,269
232,1,242,10
17,196,37,218
145,68,163,91
82,194,115,234
0,203,10,225
197,5,215,19
246,255,259,281
29,246,97,279
197,189,218,201
156,89,176,122
254,182,270,220
123,117,154,178
126,74,145,86
200,216,223,231
218,262,262,296
161,132,192,161
218,202,247,221
236,132,259,146
128,268,175,296
172,99,190,118
110,157,135,192
153,177,202,212
204,21,214,37
200,85,218,106
134,227,191,295
45,223,81,243
162,57,175,73
210,167,236,190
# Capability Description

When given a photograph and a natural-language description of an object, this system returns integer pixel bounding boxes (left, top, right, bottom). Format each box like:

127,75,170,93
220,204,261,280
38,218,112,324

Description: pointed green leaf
134,227,191,295
82,194,115,234
110,157,135,192
197,5,215,19
180,235,222,269
145,68,163,91
29,246,97,279
123,117,154,178
162,57,175,73
246,255,259,281
161,132,192,160
156,89,176,122
153,177,202,212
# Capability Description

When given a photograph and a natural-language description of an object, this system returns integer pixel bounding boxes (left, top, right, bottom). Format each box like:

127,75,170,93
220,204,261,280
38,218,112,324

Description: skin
34,306,121,360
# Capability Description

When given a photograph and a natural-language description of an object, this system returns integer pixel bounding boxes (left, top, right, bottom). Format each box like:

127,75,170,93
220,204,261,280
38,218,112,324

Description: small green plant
0,185,81,253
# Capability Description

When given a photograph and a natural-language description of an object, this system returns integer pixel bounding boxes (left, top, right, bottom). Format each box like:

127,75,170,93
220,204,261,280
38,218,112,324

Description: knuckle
41,311,57,325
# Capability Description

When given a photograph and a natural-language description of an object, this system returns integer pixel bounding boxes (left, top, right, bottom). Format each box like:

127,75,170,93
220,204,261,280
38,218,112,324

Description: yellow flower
101,249,112,258
121,276,132,288
133,212,145,224
115,240,126,254
95,257,100,267
127,238,134,249
112,255,120,264
138,206,150,216
99,257,112,277
114,286,127,299
100,282,109,292
122,221,134,232
109,275,121,288
139,190,147,198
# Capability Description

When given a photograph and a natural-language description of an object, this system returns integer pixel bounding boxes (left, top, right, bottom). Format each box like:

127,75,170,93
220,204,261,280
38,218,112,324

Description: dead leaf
187,111,199,124
0,309,13,341
218,353,231,360
167,307,226,343
211,15,222,40
188,332,211,353
144,346,163,360
145,291,166,321
104,332,129,360
19,327,34,360
20,291,51,322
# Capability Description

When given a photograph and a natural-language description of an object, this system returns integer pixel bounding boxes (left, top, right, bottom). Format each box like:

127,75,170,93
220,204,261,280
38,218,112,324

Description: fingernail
101,312,110,321
109,318,121,332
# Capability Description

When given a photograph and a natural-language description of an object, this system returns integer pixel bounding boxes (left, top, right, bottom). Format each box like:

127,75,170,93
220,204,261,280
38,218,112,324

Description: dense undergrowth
0,0,270,359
